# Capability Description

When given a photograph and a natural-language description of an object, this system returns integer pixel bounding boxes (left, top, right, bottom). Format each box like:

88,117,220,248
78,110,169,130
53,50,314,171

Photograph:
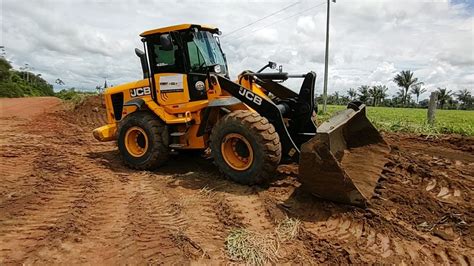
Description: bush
0,82,24,97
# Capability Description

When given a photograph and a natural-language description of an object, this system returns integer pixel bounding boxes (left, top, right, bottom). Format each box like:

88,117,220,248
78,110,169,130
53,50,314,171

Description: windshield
187,31,227,74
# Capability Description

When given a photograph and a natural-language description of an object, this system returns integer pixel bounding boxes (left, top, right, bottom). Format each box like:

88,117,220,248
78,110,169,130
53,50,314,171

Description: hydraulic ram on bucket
298,102,390,207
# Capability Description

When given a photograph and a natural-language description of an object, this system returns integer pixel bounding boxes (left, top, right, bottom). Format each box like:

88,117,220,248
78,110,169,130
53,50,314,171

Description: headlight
195,81,205,91
213,65,221,73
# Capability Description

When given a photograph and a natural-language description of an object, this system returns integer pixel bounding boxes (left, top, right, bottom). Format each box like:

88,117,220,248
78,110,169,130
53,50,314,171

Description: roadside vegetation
0,57,54,97
55,88,97,105
0,57,99,105
318,105,474,136
321,70,473,110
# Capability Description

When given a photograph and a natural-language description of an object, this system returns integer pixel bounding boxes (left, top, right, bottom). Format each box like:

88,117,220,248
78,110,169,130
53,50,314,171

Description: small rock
453,189,461,197
437,187,450,198
433,228,456,241
92,107,99,112
425,180,437,191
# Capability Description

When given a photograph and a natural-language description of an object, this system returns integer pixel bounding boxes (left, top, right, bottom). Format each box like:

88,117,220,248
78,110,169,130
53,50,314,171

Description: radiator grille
111,92,124,121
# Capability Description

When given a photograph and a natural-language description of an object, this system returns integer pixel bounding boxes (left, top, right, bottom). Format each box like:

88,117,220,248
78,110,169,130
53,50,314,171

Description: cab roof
140,24,219,37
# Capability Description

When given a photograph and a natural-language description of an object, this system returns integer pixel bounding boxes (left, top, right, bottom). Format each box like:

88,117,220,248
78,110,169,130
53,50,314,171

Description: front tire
118,112,169,170
210,110,282,185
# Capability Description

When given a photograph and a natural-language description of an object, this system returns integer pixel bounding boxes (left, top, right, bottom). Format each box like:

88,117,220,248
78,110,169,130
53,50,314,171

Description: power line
225,1,326,42
221,1,301,38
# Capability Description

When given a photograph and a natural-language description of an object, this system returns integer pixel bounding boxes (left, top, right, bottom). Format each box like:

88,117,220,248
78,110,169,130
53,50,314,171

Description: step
170,132,186,137
169,144,186,148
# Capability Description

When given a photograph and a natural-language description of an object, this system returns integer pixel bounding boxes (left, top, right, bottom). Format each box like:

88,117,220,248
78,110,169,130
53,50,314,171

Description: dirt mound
0,97,472,264
59,95,107,130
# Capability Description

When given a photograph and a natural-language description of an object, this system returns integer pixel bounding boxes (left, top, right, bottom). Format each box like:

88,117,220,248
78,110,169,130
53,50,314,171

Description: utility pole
322,0,335,113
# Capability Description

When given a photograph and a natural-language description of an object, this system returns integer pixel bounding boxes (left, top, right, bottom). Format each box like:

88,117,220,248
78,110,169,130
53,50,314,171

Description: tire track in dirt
117,173,191,264
0,149,83,263
162,174,236,261
302,202,472,265
222,187,275,233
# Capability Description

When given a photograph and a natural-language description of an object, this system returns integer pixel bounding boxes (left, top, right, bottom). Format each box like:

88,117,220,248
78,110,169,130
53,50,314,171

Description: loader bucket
298,102,390,207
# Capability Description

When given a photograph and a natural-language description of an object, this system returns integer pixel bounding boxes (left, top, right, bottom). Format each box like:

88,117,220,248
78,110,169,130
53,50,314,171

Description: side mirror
269,61,277,69
160,34,173,51
135,48,149,79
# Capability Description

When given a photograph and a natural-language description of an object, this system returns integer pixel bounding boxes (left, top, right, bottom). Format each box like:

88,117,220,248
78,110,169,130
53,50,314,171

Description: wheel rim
124,126,148,157
221,133,254,171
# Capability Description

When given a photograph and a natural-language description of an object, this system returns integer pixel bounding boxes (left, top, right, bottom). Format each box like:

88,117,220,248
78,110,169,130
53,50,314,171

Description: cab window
187,42,205,72
148,34,184,73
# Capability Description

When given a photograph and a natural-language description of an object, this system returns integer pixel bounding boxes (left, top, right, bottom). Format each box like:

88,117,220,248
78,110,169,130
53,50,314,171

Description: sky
1,0,473,99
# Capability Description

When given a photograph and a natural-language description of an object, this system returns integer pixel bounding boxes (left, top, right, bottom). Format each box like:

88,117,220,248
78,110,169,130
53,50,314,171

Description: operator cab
136,24,228,103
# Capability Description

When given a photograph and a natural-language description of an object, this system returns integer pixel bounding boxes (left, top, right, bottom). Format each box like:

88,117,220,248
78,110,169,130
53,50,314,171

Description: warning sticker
159,75,184,93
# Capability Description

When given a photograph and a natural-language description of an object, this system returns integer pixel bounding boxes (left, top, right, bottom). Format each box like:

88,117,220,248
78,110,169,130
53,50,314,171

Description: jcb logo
239,88,262,105
130,87,151,98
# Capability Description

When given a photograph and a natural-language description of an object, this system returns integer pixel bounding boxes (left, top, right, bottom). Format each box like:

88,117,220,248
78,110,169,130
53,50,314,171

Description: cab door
147,34,190,106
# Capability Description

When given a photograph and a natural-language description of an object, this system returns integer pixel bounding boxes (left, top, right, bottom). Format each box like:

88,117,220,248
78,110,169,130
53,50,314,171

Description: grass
318,105,474,136
275,218,301,241
55,89,97,106
226,228,278,265
225,218,301,264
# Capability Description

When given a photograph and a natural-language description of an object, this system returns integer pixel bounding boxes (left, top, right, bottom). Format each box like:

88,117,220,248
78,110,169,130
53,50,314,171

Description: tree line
318,70,473,110
0,57,54,97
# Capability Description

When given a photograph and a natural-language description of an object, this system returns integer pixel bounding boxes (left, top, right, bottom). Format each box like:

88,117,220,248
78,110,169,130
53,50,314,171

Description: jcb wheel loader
93,24,390,207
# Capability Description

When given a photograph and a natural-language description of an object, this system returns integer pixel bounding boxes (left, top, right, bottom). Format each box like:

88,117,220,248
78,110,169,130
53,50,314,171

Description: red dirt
0,96,473,264
0,97,61,118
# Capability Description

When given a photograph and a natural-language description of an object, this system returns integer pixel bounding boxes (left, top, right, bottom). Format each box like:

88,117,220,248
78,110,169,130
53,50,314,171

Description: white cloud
1,0,472,99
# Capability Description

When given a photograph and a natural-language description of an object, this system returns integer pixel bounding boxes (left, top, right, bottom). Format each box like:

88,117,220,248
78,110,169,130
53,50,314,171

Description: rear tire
210,110,282,185
118,112,169,170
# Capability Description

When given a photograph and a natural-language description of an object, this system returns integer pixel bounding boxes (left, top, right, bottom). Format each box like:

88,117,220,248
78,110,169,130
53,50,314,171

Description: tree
347,88,357,101
410,84,427,104
455,88,473,109
368,86,378,106
368,85,388,106
393,70,422,105
0,57,12,82
437,87,453,109
357,85,370,104
55,78,65,85
377,85,388,105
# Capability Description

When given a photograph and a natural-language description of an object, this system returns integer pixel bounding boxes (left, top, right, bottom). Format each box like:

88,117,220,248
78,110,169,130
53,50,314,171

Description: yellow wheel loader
93,24,390,207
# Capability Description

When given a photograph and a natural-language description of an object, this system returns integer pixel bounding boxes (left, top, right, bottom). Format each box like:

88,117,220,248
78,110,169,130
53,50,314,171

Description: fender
123,98,147,110
197,97,241,137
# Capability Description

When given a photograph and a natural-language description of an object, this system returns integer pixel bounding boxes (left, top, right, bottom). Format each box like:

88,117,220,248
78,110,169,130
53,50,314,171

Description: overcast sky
1,0,473,98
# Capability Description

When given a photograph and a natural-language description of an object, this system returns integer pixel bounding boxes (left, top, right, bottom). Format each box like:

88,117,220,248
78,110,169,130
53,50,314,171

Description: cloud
1,0,472,99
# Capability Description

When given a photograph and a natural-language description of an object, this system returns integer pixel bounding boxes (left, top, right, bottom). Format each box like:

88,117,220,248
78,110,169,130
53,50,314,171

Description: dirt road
0,96,473,264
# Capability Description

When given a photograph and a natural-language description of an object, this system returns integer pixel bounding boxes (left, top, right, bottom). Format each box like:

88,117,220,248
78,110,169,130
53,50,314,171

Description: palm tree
377,85,388,106
55,78,65,85
368,86,378,106
410,84,427,104
455,88,472,108
369,85,388,106
437,88,453,109
357,85,370,104
347,88,357,101
393,70,422,105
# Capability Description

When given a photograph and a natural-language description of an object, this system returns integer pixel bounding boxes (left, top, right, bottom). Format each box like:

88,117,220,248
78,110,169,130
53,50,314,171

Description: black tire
117,112,169,170
210,110,282,185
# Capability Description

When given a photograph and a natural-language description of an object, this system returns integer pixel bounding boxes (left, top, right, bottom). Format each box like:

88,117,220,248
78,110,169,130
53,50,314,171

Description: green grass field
318,105,474,136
